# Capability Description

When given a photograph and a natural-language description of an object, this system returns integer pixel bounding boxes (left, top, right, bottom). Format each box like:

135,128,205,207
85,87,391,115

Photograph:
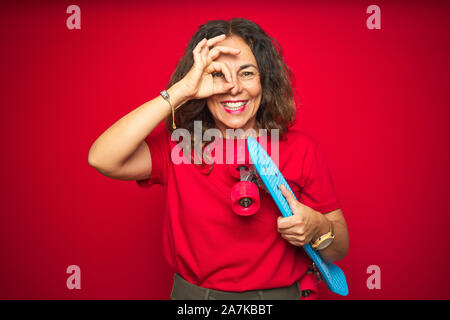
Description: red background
1,0,449,300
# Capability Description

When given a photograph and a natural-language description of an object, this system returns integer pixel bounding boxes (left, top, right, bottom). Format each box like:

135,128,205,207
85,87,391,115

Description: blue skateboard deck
247,136,348,296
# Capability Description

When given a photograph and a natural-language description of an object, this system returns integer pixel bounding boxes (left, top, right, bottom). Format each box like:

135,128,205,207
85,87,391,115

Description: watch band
160,90,176,129
311,220,335,250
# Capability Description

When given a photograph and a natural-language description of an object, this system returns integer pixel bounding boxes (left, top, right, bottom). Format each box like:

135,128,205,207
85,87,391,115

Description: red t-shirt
136,125,340,292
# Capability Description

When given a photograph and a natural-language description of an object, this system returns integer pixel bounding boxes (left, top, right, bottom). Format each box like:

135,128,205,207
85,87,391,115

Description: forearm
88,81,190,170
312,212,349,263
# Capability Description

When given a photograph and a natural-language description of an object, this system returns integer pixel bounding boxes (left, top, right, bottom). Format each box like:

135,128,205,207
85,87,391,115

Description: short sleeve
136,126,171,188
300,143,340,213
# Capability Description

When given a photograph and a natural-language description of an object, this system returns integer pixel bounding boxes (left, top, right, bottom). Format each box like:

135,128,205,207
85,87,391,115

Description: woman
88,18,349,300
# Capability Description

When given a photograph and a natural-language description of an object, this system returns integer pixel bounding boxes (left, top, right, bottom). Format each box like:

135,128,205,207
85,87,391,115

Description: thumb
279,184,298,209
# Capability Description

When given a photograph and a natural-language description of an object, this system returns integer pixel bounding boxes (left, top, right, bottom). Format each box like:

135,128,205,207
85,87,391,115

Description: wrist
312,212,330,243
311,212,335,251
167,81,192,110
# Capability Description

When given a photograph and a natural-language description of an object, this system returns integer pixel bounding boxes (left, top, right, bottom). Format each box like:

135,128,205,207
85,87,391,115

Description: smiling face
206,35,262,137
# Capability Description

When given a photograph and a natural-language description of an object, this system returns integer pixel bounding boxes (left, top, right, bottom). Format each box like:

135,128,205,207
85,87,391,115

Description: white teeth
222,101,247,110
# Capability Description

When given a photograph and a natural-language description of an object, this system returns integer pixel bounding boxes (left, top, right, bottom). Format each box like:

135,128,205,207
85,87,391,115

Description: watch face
318,238,334,250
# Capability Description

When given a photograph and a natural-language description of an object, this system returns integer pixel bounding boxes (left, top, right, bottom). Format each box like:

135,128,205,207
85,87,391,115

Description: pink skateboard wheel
231,181,260,216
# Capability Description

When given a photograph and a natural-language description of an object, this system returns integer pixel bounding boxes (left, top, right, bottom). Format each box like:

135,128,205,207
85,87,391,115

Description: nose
229,74,242,95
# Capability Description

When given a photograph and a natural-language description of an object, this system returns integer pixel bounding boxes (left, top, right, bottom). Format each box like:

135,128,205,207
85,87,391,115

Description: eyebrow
239,64,258,71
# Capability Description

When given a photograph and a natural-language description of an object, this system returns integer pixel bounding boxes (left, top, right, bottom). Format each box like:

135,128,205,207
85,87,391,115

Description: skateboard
241,136,349,296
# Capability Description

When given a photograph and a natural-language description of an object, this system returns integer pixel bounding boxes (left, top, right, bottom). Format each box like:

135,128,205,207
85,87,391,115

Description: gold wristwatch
311,221,335,250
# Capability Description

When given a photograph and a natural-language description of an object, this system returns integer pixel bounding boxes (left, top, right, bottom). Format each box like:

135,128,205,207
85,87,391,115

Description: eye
212,72,225,78
241,71,254,77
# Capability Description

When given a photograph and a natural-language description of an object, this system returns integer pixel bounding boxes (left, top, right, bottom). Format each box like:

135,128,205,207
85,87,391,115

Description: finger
279,225,305,237
280,234,304,247
206,34,226,47
193,49,203,68
278,225,306,237
212,73,235,94
193,38,207,54
282,233,306,244
200,43,209,66
198,38,212,66
279,184,298,209
214,82,235,95
280,184,303,214
193,38,207,66
209,46,240,61
277,215,296,231
200,35,233,70
206,61,233,84
292,241,305,247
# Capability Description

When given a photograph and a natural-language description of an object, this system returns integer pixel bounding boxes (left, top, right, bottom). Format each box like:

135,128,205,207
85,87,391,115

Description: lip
221,100,248,103
221,100,248,114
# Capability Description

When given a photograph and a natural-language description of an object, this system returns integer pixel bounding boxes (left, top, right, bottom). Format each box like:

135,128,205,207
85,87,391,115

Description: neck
216,120,263,140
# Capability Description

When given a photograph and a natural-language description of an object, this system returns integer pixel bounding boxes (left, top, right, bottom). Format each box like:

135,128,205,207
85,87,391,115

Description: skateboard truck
308,262,324,282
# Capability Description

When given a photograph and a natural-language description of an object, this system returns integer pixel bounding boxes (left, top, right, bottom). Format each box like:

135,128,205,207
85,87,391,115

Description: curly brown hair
164,18,297,172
